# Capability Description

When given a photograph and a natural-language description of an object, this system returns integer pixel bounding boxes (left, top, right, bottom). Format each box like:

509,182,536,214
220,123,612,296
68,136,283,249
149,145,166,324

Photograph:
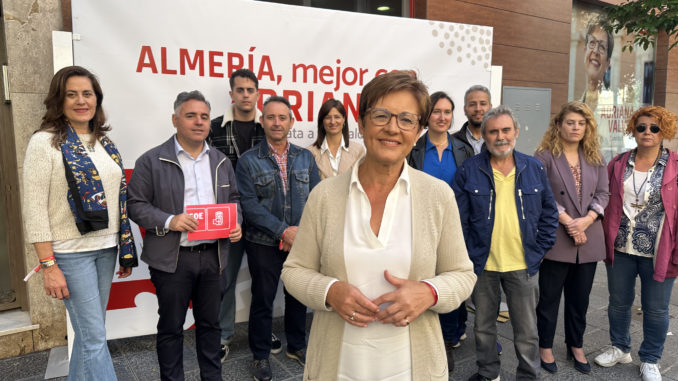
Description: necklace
631,170,649,210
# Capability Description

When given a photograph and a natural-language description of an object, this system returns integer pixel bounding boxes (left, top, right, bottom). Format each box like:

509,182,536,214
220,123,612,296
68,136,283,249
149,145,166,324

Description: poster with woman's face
569,1,656,161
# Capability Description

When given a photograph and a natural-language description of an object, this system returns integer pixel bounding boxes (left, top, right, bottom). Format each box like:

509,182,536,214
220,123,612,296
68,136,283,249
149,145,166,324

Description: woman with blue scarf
22,66,137,380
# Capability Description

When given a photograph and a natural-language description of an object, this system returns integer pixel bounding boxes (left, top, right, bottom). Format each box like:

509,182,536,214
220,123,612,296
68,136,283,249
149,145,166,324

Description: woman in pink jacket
595,106,678,381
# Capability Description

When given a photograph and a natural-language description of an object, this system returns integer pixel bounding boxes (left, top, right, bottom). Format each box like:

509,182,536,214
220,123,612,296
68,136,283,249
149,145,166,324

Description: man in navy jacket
453,105,558,381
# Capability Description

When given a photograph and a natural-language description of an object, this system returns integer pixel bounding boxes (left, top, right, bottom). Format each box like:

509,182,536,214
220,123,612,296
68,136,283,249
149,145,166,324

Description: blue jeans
54,247,117,381
472,269,539,380
440,302,467,343
218,239,245,343
607,251,676,363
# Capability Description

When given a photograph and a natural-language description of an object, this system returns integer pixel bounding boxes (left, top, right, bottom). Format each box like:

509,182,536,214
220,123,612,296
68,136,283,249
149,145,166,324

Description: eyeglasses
368,108,420,131
586,36,608,55
635,124,661,134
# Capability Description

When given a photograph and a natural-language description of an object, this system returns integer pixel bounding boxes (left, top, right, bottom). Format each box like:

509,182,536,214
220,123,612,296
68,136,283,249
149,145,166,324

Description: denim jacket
236,140,320,246
452,150,558,276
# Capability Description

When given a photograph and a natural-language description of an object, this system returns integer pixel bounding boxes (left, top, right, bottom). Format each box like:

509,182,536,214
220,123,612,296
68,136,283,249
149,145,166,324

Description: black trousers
245,240,307,360
150,245,222,381
536,258,597,349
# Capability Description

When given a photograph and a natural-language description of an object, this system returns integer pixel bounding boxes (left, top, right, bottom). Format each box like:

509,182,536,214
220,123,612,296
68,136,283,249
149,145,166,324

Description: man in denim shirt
235,95,320,381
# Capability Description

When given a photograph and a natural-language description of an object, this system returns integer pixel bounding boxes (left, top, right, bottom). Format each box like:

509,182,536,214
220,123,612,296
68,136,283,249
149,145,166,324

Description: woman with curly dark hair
22,65,137,380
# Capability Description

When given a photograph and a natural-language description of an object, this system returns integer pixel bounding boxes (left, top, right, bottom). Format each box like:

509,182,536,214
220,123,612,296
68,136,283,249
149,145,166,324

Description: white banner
71,0,492,340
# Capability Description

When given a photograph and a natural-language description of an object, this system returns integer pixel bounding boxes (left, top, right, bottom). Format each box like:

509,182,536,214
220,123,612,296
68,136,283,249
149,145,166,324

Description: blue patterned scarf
61,126,137,267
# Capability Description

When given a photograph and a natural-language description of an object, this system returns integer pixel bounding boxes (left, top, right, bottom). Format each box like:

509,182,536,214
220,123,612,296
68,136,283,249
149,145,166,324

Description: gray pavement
1,262,677,380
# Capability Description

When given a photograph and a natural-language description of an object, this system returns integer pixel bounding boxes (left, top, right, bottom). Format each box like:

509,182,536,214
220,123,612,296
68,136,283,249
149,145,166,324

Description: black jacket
451,122,486,154
408,131,474,170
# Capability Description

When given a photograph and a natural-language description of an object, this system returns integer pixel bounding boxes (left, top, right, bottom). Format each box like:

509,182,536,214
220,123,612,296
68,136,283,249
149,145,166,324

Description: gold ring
349,311,356,321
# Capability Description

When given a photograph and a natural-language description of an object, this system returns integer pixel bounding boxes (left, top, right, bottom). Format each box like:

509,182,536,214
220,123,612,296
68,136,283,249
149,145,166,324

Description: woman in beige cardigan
307,99,364,179
282,71,476,380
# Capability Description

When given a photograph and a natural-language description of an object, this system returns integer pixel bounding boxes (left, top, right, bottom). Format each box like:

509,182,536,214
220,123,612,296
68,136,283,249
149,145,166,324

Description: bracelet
40,259,57,269
39,256,55,263
422,281,438,306
279,230,287,250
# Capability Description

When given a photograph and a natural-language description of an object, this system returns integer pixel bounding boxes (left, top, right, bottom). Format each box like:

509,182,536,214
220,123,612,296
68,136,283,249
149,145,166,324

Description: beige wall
0,0,67,357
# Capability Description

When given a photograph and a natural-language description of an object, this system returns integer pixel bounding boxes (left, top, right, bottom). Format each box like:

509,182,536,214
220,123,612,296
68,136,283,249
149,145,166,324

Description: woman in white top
307,99,364,179
22,66,137,381
282,71,476,380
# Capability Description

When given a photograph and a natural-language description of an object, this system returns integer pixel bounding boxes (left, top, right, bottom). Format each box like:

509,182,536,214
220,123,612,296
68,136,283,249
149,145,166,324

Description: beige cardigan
281,166,476,380
306,140,365,180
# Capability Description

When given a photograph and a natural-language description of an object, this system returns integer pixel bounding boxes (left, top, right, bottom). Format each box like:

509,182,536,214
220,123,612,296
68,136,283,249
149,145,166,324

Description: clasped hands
563,215,594,246
326,270,435,328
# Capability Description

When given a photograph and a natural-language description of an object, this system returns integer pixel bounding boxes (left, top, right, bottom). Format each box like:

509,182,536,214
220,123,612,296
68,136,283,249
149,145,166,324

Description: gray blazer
127,136,241,273
534,149,609,263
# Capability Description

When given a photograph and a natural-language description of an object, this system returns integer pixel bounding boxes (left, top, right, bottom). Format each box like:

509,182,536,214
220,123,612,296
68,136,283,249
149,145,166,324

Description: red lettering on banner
258,55,275,81
374,69,387,76
228,52,243,75
321,92,335,105
257,88,277,110
307,91,314,122
136,45,158,73
319,66,333,85
292,60,371,92
344,93,360,121
209,51,224,77
160,47,177,75
247,46,256,72
292,63,317,84
283,90,303,120
179,49,204,76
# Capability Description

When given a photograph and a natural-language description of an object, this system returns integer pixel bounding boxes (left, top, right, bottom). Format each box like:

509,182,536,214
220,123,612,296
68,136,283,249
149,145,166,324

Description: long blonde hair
536,101,603,166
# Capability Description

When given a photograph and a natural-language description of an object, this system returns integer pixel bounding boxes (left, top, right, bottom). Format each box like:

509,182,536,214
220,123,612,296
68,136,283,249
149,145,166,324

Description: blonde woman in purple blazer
534,101,609,375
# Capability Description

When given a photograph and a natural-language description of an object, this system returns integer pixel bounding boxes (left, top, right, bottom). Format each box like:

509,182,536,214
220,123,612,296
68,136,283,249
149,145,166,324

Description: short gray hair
174,90,211,114
480,105,520,134
262,95,293,119
464,85,491,105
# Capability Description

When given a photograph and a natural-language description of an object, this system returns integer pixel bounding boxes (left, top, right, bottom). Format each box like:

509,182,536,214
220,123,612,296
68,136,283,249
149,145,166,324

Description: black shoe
444,341,455,373
250,358,272,381
540,359,557,374
271,333,282,354
219,344,229,363
467,373,498,381
567,347,591,374
286,347,306,367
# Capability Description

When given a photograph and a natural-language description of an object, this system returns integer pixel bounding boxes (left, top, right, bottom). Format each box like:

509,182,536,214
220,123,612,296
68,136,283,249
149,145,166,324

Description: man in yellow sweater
452,105,558,381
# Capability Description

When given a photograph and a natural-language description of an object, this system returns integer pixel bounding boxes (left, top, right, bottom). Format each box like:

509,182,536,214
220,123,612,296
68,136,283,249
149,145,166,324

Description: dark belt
179,242,218,252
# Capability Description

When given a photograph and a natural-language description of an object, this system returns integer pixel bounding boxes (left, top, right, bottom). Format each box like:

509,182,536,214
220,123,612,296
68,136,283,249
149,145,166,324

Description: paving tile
0,350,48,380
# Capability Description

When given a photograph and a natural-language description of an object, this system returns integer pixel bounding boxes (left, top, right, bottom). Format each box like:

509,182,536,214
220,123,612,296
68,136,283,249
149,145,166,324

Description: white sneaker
594,346,633,367
640,362,662,381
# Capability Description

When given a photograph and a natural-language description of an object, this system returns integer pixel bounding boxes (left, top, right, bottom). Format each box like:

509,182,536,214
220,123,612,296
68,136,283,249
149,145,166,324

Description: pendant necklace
631,170,648,210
